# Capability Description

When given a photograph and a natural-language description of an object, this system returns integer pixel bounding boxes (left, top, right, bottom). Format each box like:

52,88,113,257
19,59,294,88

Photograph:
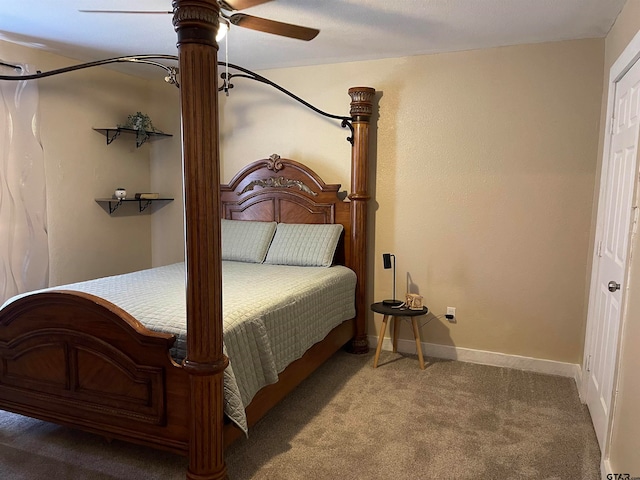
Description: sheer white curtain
0,63,48,305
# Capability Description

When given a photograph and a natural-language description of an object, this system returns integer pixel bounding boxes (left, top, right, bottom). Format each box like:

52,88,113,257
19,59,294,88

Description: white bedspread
1,261,356,434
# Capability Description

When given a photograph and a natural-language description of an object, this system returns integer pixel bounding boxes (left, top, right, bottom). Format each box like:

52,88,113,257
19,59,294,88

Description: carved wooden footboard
0,291,190,453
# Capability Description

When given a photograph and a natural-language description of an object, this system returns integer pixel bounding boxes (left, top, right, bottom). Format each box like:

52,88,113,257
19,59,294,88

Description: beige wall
212,38,604,364
148,84,183,267
601,0,640,475
0,40,159,285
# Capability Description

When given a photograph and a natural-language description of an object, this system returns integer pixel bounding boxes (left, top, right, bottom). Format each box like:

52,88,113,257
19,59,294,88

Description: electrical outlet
446,306,456,322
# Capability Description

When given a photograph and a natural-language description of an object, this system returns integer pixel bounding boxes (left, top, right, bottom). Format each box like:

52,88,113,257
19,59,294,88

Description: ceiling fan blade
229,13,319,41
219,0,273,11
79,10,172,14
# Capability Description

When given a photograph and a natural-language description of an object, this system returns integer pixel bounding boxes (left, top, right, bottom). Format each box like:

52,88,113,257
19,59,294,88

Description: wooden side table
371,301,429,370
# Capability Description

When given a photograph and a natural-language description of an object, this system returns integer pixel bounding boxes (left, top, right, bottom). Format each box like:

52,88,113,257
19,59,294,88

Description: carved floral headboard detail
238,156,318,196
266,153,284,171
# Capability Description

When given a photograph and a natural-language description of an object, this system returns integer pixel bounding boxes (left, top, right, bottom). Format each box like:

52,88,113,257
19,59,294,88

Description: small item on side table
382,253,403,306
371,301,429,370
114,188,127,200
405,293,423,310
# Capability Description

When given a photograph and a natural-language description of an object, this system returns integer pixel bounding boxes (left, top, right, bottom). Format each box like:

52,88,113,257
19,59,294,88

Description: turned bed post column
173,1,228,480
348,86,375,354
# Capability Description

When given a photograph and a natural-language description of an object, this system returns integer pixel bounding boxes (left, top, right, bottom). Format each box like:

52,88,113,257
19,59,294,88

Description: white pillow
221,219,277,263
264,223,343,267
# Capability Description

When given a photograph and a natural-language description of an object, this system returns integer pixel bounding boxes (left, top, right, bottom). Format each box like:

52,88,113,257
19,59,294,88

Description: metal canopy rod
0,60,22,71
0,55,179,82
219,61,354,143
0,54,354,143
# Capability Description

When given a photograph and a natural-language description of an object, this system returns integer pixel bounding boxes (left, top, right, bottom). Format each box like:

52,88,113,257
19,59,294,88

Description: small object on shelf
117,112,163,148
118,112,159,133
135,192,160,200
114,188,127,200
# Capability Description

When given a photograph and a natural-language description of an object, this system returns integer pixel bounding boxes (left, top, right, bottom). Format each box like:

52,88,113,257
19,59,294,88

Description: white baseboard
368,335,581,379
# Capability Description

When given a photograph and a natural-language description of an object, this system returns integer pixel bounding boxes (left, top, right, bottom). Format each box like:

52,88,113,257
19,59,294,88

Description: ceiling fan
79,0,320,41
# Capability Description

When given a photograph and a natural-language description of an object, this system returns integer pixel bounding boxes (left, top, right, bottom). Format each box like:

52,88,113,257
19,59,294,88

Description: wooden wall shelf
93,127,173,148
95,198,174,214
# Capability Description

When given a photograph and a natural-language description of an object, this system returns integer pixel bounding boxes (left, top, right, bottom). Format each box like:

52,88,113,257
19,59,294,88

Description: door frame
582,27,640,465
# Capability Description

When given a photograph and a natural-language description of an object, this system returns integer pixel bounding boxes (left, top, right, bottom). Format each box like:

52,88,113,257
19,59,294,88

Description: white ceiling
0,0,627,74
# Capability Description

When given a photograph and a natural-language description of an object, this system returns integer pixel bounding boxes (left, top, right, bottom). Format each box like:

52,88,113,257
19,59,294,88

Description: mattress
1,261,357,434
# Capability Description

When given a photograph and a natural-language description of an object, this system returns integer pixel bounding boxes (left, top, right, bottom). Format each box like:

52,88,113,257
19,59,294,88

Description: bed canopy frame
0,1,374,478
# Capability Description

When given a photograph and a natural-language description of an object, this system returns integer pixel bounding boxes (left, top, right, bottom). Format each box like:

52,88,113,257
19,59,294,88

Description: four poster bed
0,2,375,479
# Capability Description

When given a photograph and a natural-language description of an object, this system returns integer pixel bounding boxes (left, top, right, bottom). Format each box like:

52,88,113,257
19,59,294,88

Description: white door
585,57,640,450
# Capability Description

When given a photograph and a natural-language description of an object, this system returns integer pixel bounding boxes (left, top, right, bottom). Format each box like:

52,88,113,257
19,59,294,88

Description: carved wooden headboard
220,154,352,267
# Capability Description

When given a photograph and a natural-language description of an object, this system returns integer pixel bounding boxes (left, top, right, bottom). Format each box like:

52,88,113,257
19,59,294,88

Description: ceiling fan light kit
217,19,229,41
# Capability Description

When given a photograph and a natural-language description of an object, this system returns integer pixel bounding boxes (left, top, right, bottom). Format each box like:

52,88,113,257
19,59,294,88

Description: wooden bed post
173,1,228,479
348,87,375,354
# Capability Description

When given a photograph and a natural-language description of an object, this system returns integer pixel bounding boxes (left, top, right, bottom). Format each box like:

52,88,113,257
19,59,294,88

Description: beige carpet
0,350,600,479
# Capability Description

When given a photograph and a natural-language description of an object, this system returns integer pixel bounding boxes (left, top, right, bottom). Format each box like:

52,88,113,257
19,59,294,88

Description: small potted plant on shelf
118,112,163,147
